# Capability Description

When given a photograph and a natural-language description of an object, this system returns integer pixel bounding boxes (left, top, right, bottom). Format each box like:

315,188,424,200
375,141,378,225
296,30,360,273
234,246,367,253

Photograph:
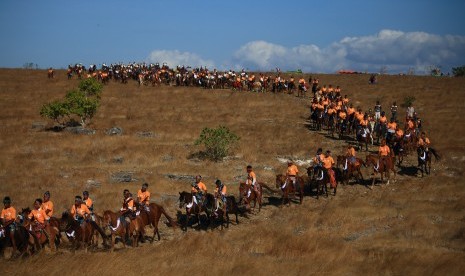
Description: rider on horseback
346,144,357,164
313,148,325,175
285,160,299,189
1,196,18,255
246,165,258,194
378,139,391,168
323,151,337,188
83,191,94,221
417,132,430,151
28,198,50,245
214,180,227,215
137,183,151,212
70,196,91,225
41,191,54,223
191,175,207,206
120,190,136,225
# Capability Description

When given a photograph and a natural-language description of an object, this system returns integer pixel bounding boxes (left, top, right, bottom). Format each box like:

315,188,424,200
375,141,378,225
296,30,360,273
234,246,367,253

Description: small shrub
452,66,465,77
194,125,240,162
401,96,415,108
39,100,69,126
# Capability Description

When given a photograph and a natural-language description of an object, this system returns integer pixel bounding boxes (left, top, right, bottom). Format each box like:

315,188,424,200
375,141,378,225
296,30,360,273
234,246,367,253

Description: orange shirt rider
379,144,391,157
137,183,150,206
338,111,347,120
42,191,54,218
71,198,91,220
29,200,49,225
120,190,135,216
192,175,208,194
1,206,16,224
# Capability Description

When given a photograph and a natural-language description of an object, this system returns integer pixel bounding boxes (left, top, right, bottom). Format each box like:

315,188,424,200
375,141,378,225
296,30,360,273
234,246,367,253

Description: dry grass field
0,69,464,275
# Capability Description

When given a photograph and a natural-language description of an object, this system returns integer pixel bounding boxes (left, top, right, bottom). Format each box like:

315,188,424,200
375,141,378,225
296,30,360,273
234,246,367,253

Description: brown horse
275,174,304,206
310,166,331,198
417,147,441,177
19,208,60,252
0,223,32,258
60,211,95,251
365,154,397,188
178,191,214,231
47,68,54,79
211,195,240,230
336,155,366,185
102,210,144,251
239,182,263,212
135,203,177,242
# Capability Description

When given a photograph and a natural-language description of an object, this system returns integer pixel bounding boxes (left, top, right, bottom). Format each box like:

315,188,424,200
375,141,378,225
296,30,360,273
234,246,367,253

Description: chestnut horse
239,182,263,212
0,223,32,258
178,191,214,231
275,174,304,206
336,155,366,185
135,202,177,242
19,208,60,252
102,210,144,251
59,211,106,252
365,154,397,189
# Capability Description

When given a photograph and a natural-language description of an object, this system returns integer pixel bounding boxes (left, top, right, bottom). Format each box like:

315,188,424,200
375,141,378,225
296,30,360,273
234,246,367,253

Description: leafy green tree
39,100,69,126
194,125,240,162
65,90,99,126
452,66,465,77
78,78,103,97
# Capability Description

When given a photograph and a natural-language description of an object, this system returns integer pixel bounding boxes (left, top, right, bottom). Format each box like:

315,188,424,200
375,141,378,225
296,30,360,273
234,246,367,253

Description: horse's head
336,155,345,167
178,192,190,208
238,183,248,196
275,174,286,188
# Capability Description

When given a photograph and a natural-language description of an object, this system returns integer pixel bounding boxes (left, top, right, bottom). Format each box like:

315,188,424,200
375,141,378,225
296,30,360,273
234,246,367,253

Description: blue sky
1,0,464,74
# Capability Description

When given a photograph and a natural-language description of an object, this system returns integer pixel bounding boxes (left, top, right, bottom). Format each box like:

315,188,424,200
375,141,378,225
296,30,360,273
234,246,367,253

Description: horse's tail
429,148,441,161
90,220,108,241
158,204,178,229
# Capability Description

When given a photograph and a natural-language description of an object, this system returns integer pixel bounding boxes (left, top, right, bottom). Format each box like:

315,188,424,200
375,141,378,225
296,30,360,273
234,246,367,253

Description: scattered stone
64,127,96,135
31,121,47,131
162,155,174,162
110,171,136,183
112,156,124,164
86,179,101,188
107,127,123,136
136,131,155,138
164,174,196,183
263,166,274,171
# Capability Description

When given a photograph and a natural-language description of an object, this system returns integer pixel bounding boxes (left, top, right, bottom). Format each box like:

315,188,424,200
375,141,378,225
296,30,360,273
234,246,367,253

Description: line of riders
53,62,332,95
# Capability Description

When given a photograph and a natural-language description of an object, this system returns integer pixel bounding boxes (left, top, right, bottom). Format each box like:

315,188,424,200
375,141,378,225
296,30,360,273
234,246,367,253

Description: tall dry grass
0,69,464,275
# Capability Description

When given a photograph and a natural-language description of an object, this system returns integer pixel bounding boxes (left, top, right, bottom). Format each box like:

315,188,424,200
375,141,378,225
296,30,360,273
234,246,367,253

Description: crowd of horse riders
2,66,438,258
49,62,319,94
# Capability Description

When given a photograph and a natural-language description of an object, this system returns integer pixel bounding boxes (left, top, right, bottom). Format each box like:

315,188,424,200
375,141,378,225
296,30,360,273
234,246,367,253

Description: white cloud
232,30,465,74
147,50,215,68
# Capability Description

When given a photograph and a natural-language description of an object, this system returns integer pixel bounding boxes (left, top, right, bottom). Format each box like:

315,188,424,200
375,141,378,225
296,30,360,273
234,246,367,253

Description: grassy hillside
0,69,464,275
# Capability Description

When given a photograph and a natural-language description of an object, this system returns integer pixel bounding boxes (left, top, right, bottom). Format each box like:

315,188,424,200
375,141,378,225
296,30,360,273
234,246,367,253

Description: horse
0,223,32,258
275,174,304,206
47,68,54,79
365,154,397,189
417,147,441,177
211,195,240,230
19,208,60,252
102,210,144,251
391,138,408,166
60,211,100,252
336,155,366,185
135,202,177,242
239,182,263,212
178,191,214,231
310,166,338,198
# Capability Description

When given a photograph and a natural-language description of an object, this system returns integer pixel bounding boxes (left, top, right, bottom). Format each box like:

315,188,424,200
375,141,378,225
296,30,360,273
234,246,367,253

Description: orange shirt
84,198,93,210
347,147,356,157
339,111,347,120
327,108,336,115
355,112,364,122
1,206,16,223
395,129,404,138
322,156,335,169
70,204,91,218
387,122,397,130
379,145,391,156
42,200,54,217
29,208,48,224
122,198,135,211
359,119,368,127
313,154,325,164
214,185,227,195
137,190,151,205
246,171,257,185
379,116,387,124
343,98,349,104
192,182,207,193
322,99,329,106
347,107,355,115
287,164,299,176
407,120,414,130
418,137,430,147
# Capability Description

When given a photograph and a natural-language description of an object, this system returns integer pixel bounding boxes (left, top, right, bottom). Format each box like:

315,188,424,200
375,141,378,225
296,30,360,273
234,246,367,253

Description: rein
373,159,379,172
343,158,348,171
